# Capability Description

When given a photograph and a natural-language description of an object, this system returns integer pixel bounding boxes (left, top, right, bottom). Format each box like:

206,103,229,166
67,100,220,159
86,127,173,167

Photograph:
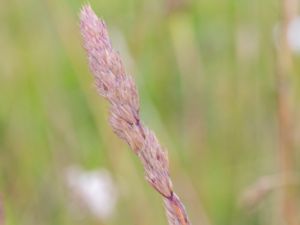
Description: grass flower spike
80,5,191,225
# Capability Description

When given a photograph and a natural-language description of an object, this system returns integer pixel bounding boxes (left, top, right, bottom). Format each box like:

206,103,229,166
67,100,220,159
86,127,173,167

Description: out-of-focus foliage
0,0,299,225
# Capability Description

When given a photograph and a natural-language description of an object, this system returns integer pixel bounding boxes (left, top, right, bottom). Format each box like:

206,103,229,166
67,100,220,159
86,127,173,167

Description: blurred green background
0,0,299,224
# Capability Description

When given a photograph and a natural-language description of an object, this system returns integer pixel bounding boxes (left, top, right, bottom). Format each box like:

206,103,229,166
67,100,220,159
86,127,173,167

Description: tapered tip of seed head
80,4,111,51
80,4,98,25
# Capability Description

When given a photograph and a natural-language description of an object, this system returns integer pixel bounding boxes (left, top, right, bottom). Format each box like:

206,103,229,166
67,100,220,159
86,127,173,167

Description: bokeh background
0,0,299,224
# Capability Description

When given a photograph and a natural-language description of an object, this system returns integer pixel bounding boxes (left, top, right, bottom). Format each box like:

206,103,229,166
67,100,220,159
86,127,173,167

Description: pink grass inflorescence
80,5,191,225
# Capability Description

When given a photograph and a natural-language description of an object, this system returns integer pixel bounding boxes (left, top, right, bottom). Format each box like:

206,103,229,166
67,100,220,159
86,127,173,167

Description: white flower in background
65,166,118,220
273,16,300,53
287,17,300,53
